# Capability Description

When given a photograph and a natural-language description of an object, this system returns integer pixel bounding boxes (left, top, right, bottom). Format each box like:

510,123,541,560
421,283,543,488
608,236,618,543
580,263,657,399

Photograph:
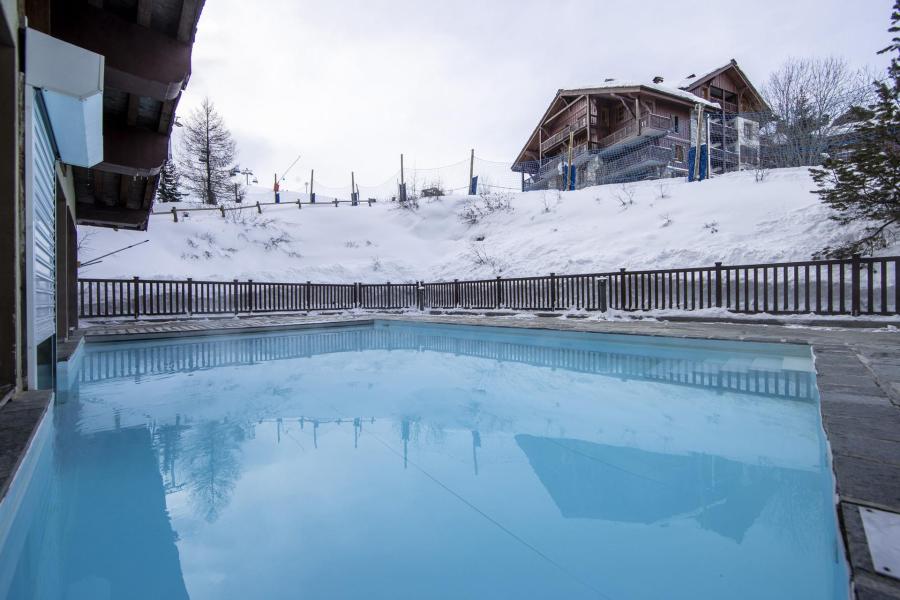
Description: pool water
0,322,848,599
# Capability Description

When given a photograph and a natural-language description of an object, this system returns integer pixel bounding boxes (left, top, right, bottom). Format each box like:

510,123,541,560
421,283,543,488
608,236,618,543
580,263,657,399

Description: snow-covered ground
77,168,897,284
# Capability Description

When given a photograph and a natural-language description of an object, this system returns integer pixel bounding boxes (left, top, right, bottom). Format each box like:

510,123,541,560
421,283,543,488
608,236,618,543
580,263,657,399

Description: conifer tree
810,1,899,257
180,97,237,205
157,158,184,203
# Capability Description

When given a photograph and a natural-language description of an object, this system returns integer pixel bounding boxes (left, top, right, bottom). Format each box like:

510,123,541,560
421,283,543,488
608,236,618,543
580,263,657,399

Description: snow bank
77,168,897,284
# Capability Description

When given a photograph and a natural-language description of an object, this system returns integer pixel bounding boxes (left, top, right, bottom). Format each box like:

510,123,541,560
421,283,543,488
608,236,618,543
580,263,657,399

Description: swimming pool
0,321,849,599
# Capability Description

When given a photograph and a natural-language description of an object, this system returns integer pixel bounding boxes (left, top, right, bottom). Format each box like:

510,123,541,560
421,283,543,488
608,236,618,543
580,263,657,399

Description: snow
564,80,721,109
77,167,898,285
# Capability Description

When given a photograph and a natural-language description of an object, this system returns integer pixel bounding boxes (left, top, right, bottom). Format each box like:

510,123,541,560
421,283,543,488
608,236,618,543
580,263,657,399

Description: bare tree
761,57,875,167
180,97,237,204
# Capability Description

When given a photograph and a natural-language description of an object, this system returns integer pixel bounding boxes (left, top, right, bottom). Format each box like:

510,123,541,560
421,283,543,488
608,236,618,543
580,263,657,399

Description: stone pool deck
3,312,900,598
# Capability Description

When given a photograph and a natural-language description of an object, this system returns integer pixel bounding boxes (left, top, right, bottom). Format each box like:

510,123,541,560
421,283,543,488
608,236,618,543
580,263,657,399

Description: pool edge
5,313,898,598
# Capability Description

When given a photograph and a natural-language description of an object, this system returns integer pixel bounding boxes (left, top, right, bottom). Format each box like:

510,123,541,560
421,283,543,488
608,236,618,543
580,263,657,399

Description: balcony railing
540,115,594,153
598,113,672,149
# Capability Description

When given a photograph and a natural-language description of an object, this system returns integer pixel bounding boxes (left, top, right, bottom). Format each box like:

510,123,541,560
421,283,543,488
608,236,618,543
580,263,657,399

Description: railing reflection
78,326,816,401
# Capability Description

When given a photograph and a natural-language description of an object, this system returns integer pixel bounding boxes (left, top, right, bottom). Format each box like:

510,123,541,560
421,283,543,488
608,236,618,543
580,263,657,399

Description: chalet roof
675,63,730,90
674,59,770,112
561,80,721,109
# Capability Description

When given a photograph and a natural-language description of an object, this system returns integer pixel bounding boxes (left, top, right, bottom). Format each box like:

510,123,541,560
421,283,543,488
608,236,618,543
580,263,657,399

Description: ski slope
77,168,896,284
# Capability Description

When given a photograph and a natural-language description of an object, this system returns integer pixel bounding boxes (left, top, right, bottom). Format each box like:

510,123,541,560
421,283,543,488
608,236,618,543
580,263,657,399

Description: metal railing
78,256,898,320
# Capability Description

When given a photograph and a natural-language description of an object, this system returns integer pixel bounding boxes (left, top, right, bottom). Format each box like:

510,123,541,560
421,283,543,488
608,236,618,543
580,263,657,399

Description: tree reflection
185,418,246,523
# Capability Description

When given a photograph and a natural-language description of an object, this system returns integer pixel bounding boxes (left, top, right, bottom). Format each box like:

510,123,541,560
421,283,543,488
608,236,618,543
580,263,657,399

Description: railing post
598,278,608,312
851,254,861,316
714,262,723,308
496,276,502,309
133,276,140,319
453,279,460,308
353,282,360,308
187,277,193,316
247,279,254,312
417,281,425,311
306,281,311,310
233,279,239,314
550,272,557,310
386,281,392,309
619,268,627,309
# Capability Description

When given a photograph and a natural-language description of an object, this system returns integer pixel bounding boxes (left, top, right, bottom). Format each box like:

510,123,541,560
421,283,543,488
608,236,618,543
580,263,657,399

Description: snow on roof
563,79,721,109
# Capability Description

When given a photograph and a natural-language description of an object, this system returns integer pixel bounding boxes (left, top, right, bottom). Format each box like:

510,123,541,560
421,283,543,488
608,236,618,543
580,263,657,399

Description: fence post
187,277,193,315
619,268,627,309
171,206,178,222
598,278,608,312
550,272,557,310
306,281,311,311
851,254,861,316
247,279,254,312
453,279,460,308
714,262,723,308
353,282,360,308
386,281,392,309
133,276,140,319
233,279,239,314
417,281,425,311
496,276,502,309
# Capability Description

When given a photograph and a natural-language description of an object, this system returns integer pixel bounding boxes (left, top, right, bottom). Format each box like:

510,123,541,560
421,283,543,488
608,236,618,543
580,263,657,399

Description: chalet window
674,144,685,162
672,116,680,133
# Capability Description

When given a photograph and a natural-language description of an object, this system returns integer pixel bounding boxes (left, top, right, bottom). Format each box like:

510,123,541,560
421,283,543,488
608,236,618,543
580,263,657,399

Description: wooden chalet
513,59,768,189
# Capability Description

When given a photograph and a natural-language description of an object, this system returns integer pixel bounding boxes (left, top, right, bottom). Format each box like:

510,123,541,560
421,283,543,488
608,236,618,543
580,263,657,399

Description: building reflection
515,434,825,543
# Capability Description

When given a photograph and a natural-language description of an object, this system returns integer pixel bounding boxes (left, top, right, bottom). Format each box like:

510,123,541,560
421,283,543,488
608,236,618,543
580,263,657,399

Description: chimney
652,76,664,84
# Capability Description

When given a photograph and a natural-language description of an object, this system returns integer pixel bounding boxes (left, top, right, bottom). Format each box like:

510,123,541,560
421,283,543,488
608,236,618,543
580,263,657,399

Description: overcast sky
176,0,895,193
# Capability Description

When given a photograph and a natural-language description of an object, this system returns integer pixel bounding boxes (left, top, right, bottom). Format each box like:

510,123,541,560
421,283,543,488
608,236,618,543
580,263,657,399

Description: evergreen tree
179,97,237,205
810,1,900,257
157,158,184,203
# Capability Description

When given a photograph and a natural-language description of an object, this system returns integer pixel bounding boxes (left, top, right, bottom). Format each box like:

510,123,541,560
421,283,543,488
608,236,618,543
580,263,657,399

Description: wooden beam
75,204,151,230
100,125,170,177
142,175,157,209
136,0,154,27
126,93,140,127
157,99,174,134
91,169,105,202
543,95,585,127
54,6,192,101
609,93,635,119
119,174,132,208
177,0,200,42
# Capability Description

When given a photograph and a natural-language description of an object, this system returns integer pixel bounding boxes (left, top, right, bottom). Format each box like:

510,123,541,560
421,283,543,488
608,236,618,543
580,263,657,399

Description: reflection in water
0,322,847,600
185,419,246,523
515,434,823,544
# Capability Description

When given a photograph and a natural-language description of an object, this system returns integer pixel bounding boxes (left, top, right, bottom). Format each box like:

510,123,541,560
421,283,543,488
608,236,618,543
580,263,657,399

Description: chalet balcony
539,114,593,153
598,113,672,151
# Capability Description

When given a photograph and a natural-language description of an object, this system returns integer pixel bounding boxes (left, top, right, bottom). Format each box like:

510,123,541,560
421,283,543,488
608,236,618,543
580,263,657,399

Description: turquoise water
0,322,848,599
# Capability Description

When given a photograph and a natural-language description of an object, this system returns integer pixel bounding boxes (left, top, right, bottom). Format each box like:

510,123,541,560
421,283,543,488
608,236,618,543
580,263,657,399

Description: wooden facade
513,60,768,186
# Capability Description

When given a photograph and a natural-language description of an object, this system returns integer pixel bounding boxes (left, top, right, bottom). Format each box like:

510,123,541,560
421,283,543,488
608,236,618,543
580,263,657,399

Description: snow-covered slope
77,168,895,283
